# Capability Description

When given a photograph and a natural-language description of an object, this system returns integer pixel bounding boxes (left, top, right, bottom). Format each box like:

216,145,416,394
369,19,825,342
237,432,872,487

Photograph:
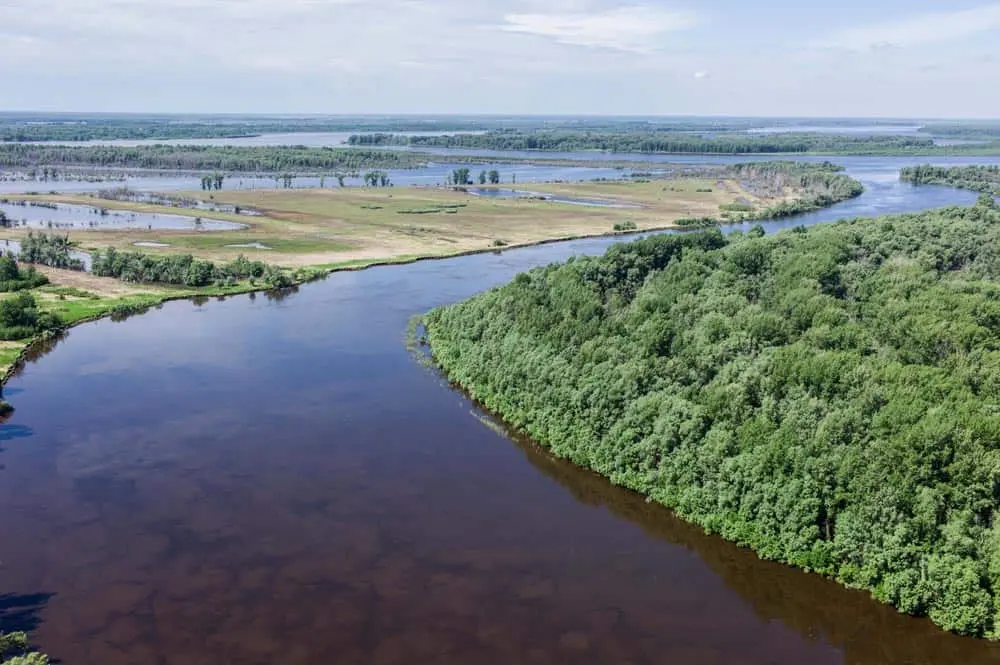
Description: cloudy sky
1,0,999,116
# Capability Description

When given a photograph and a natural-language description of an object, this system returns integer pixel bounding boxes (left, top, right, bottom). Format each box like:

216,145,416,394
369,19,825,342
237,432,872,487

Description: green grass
0,345,24,370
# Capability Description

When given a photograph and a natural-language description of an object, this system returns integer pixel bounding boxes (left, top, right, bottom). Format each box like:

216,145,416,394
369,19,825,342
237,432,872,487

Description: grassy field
1,178,783,267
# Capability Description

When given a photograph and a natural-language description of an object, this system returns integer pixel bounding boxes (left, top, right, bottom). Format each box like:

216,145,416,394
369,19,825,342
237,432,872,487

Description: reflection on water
0,156,997,664
508,424,1000,665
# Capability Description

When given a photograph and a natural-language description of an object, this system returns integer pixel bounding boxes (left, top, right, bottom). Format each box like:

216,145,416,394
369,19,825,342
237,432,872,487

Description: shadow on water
0,593,53,635
486,419,1000,665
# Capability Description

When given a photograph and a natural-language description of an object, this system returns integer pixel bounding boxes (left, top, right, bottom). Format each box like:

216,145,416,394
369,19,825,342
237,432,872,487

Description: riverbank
0,215,717,388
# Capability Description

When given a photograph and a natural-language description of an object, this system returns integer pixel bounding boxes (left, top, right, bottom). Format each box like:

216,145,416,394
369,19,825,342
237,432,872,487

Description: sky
1,0,999,117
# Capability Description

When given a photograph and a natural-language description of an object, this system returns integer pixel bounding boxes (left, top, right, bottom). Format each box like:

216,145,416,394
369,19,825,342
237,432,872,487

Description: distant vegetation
921,123,1000,140
426,196,1000,638
901,165,1000,196
676,161,865,226
0,116,494,142
728,161,864,217
0,114,935,143
349,131,998,155
0,144,428,173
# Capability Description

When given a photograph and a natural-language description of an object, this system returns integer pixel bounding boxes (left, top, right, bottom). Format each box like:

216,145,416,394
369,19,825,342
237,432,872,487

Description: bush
0,631,49,664
0,254,48,292
91,249,274,288
0,293,60,340
18,232,84,270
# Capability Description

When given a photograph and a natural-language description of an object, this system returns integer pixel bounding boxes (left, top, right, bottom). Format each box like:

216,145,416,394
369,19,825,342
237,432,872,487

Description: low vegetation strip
350,131,1000,156
425,196,1000,638
0,144,429,173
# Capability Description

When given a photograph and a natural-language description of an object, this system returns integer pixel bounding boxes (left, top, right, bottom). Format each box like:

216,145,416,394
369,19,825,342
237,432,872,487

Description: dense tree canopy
426,198,1000,637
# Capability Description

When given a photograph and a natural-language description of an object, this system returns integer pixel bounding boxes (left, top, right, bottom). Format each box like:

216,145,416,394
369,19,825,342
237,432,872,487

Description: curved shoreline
0,219,693,391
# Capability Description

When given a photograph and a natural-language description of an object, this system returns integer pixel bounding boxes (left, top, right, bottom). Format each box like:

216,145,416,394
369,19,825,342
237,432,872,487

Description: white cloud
693,70,709,79
501,5,697,52
815,3,1000,50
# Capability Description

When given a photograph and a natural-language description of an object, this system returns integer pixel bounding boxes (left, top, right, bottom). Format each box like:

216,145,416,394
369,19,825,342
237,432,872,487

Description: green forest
349,131,1000,156
0,144,427,173
426,195,1000,637
902,165,1000,196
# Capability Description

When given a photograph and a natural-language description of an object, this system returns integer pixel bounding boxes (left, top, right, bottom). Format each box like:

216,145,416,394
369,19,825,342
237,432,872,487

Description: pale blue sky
1,0,998,116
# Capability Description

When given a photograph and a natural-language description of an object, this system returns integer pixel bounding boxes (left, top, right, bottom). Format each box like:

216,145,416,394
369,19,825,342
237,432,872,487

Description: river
1,156,1000,664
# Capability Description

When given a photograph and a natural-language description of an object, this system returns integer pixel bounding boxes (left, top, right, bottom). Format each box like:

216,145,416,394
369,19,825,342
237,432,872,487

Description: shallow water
0,156,997,664
0,200,244,231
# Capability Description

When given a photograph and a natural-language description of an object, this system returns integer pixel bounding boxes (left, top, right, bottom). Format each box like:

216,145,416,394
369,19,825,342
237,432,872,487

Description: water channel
0,155,999,664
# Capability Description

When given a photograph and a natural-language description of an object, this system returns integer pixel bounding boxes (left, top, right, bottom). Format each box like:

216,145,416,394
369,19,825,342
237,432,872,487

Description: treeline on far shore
349,131,1000,156
670,161,864,228
901,164,1000,196
0,144,429,173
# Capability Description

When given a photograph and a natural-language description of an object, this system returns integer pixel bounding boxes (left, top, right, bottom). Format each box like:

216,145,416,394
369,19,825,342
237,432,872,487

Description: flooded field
0,199,246,231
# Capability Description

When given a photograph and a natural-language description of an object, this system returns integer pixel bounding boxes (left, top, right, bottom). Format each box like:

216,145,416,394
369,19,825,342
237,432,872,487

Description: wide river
3,155,1000,665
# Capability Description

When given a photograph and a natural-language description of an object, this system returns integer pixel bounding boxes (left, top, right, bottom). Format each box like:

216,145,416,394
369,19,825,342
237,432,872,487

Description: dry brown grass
1,178,785,267
34,266,167,298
